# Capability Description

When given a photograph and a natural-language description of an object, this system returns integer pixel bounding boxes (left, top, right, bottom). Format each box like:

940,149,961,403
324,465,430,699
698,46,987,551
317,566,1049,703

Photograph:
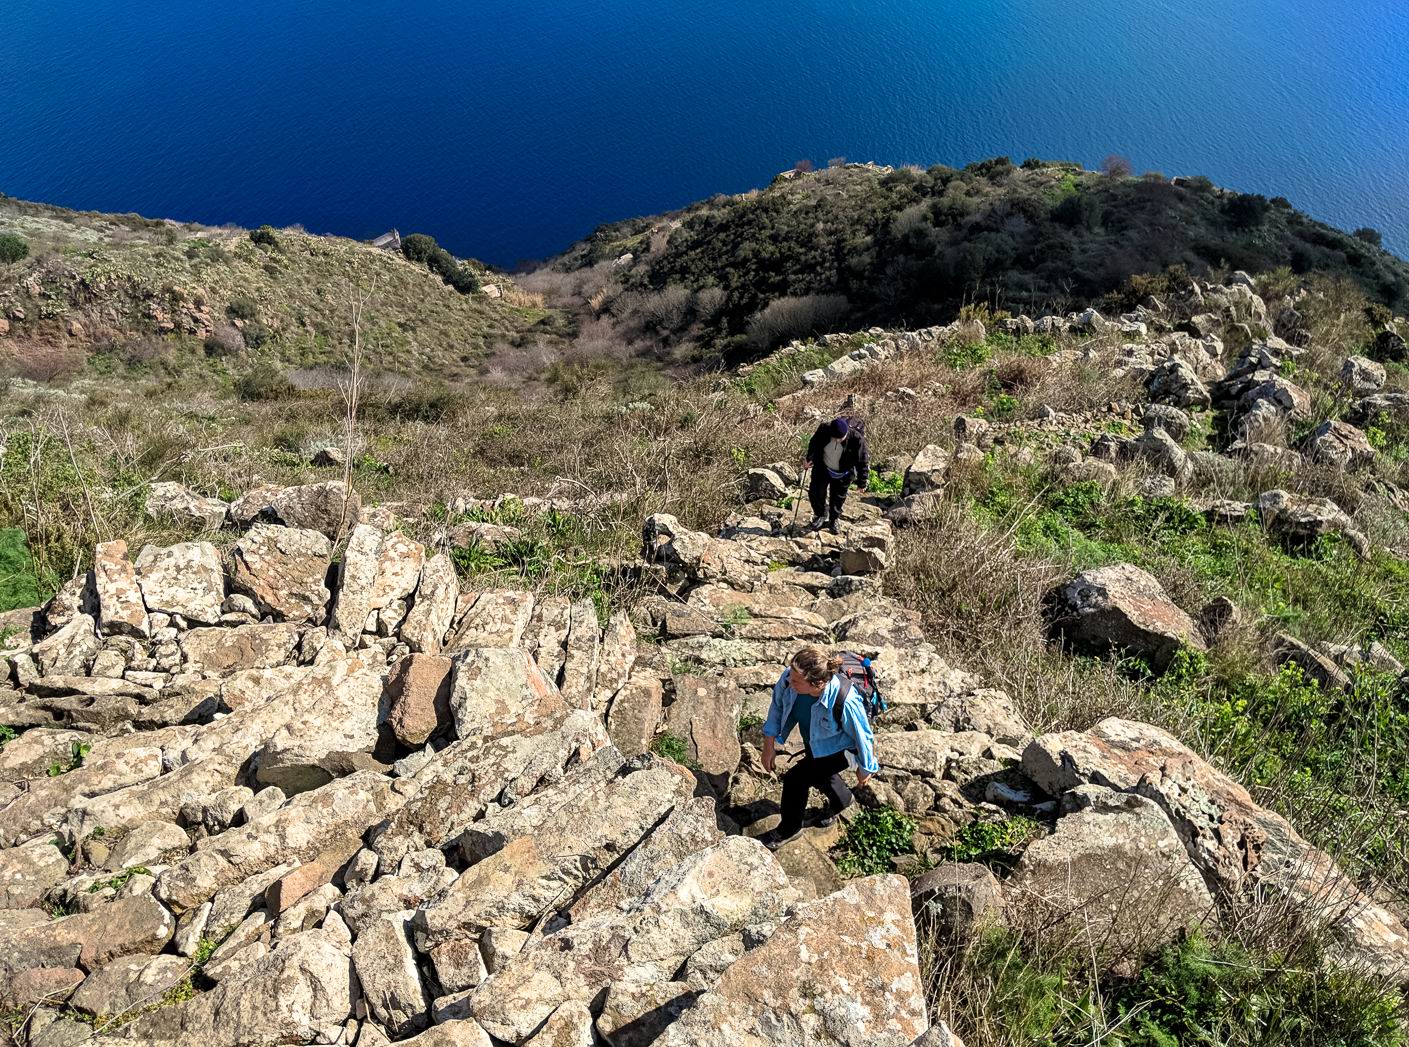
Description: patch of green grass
946,928,1409,1047
940,816,1040,866
867,470,905,497
0,724,17,750
737,339,847,399
88,866,152,894
738,712,765,734
834,806,917,877
0,526,46,612
649,731,696,769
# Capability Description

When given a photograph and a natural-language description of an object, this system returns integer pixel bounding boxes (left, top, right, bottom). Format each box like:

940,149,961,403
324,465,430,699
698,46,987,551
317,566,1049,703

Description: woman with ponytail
758,646,878,850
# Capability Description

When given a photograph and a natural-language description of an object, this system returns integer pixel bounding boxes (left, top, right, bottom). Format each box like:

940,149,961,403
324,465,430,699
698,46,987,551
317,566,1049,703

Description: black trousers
808,470,850,521
778,750,853,837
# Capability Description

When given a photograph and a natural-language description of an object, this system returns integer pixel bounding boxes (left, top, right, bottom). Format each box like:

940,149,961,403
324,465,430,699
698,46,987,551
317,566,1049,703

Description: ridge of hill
530,158,1409,366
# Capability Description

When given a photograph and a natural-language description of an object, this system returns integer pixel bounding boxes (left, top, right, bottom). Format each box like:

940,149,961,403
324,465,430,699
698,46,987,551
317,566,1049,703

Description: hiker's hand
856,771,872,787
761,736,776,774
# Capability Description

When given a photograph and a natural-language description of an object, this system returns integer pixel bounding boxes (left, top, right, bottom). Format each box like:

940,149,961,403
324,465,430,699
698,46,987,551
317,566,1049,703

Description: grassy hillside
531,159,1409,365
0,195,568,389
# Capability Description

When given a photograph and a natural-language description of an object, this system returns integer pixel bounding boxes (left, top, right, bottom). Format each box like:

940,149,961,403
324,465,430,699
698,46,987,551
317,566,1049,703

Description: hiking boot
827,518,842,535
812,798,854,828
807,516,826,532
758,827,800,851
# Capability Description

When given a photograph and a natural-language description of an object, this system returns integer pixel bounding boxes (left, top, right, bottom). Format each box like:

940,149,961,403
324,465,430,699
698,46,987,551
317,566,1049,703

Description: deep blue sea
3,0,1406,266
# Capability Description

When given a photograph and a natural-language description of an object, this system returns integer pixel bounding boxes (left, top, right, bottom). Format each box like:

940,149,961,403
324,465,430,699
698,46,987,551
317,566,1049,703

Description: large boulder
1341,355,1387,395
903,445,950,497
253,664,384,794
1024,718,1409,977
468,837,793,1044
0,894,175,978
145,481,229,530
1146,358,1211,409
665,675,743,776
31,613,100,676
1006,785,1214,967
354,910,429,1036
113,929,355,1045
331,524,425,640
1049,564,1204,672
230,481,360,538
1256,490,1366,554
653,875,928,1047
134,542,225,624
605,673,663,757
1302,420,1375,470
228,523,331,624
447,590,537,651
180,622,301,675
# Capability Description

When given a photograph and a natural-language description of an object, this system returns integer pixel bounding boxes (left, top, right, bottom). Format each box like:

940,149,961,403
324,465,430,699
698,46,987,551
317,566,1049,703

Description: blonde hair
790,647,843,686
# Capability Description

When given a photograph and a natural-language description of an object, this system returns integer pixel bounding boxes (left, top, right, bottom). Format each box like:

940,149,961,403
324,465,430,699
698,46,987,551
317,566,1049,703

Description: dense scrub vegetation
536,159,1409,364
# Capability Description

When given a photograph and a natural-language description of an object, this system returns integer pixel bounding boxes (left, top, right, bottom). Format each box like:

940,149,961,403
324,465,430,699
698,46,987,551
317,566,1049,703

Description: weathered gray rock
1341,355,1387,396
746,468,789,502
231,481,360,538
605,673,663,757
559,599,601,708
1133,426,1191,481
468,836,792,1043
115,929,355,1045
598,980,699,1046
1050,563,1204,672
70,952,189,1017
1024,718,1409,977
145,482,229,531
1140,404,1192,442
417,767,692,948
2,745,163,847
910,863,1002,945
1146,357,1211,409
0,894,175,977
354,910,429,1037
156,770,398,912
449,646,568,742
134,542,225,625
654,875,928,1047
446,590,536,652
1272,632,1352,691
666,675,743,776
401,553,461,654
0,837,70,908
593,611,637,709
385,653,454,746
1007,785,1214,966
1303,420,1375,470
32,614,100,676
228,523,331,624
904,445,950,497
330,523,383,640
253,663,383,794
180,622,301,675
93,540,148,639
1256,489,1366,554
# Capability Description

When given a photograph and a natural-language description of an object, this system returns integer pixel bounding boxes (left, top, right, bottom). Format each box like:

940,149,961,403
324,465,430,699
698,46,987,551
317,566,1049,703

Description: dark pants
778,750,853,837
808,470,850,521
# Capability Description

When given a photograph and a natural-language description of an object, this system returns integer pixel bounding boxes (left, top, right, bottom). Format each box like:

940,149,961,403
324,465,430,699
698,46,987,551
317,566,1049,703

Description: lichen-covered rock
93,540,149,638
145,481,229,530
1302,420,1376,470
446,590,537,652
665,675,743,776
31,613,100,676
135,541,225,625
402,553,461,654
653,875,928,1047
1024,718,1409,977
468,836,792,1044
354,910,429,1037
0,837,70,908
605,673,663,757
449,646,568,742
180,622,301,675
903,445,950,496
230,480,360,538
0,894,175,977
1049,563,1204,673
1006,785,1214,966
1256,489,1366,554
228,523,331,624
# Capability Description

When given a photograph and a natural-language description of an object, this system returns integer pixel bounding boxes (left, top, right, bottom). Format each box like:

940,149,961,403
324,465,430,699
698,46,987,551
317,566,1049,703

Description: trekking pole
790,465,809,532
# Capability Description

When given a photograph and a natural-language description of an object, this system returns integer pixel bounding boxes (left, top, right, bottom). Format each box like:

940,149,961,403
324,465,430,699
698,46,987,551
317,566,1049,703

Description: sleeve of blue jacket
762,670,789,740
841,692,880,774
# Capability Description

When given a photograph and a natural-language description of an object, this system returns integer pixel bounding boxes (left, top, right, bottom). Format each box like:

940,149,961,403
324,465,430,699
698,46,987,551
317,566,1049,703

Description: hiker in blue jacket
758,646,879,850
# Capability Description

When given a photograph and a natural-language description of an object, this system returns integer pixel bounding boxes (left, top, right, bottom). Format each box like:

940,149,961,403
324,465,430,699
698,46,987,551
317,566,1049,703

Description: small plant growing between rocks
47,740,92,777
834,807,917,877
940,816,1040,866
650,731,695,768
88,865,152,894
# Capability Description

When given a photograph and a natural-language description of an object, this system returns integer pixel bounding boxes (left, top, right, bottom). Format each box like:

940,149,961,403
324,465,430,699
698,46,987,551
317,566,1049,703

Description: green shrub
0,527,44,612
649,731,693,767
940,816,1039,865
401,233,480,295
0,233,28,264
226,295,260,322
233,360,296,402
249,225,280,249
834,807,917,877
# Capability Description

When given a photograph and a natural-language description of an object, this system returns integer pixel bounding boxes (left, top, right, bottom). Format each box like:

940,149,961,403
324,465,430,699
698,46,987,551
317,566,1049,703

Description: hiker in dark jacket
803,417,870,534
758,646,878,850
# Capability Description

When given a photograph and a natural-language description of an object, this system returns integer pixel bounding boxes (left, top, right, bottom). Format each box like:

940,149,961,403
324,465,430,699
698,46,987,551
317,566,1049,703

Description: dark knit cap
830,417,849,438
